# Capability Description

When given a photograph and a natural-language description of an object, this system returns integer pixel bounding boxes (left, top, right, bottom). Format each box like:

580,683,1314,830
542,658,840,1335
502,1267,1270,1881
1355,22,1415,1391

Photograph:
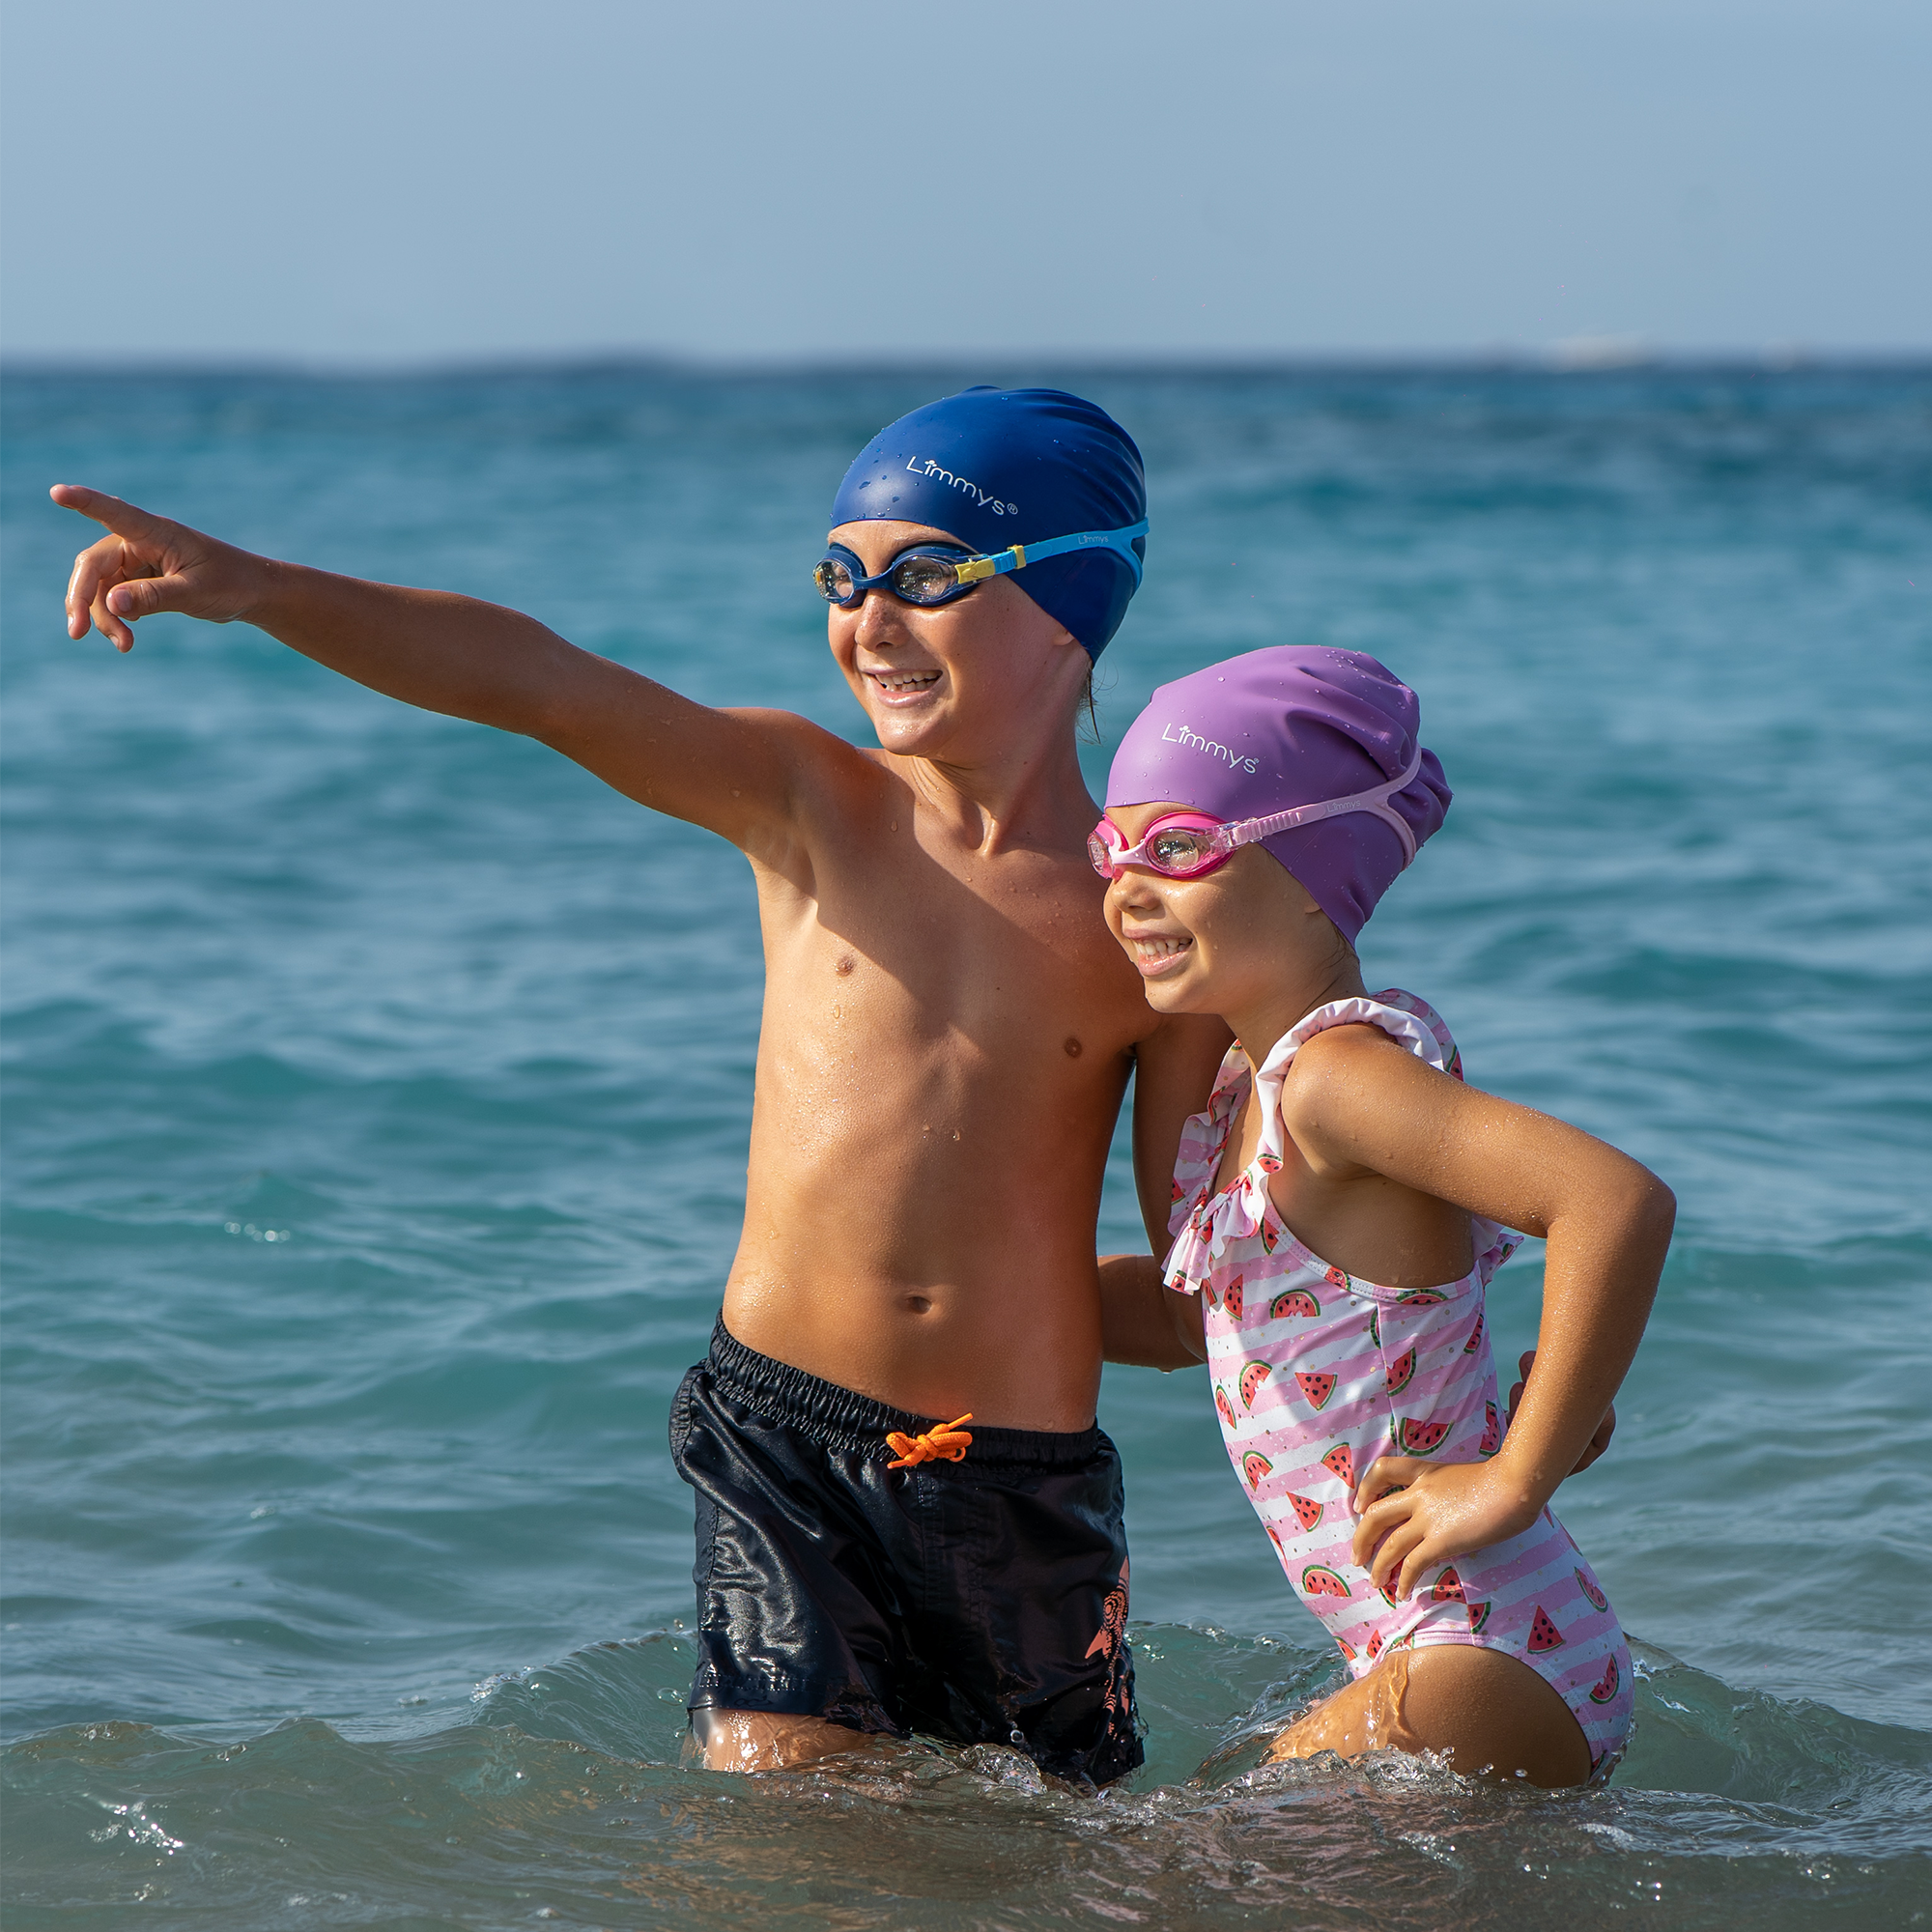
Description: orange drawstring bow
885,1412,974,1470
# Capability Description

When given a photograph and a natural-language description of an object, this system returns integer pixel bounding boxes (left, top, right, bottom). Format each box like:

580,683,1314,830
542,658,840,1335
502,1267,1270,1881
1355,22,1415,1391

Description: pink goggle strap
1226,743,1425,868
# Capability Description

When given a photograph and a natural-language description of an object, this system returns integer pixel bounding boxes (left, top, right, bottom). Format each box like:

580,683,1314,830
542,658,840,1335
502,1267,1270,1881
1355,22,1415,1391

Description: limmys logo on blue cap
897,456,1018,519
831,386,1148,660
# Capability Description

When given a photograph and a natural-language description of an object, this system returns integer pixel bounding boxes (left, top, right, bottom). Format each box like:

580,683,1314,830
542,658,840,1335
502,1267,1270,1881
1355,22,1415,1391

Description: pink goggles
1090,748,1425,882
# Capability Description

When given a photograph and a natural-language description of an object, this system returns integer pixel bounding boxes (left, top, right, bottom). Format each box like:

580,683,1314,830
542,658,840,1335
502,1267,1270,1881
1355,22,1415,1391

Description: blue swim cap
830,387,1147,660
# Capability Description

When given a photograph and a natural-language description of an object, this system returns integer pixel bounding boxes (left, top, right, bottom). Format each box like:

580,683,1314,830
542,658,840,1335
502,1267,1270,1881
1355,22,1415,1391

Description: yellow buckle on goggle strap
952,543,1025,586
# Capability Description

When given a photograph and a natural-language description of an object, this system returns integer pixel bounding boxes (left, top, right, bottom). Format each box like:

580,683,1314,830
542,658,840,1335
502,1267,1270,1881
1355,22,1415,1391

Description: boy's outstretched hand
54,485,263,652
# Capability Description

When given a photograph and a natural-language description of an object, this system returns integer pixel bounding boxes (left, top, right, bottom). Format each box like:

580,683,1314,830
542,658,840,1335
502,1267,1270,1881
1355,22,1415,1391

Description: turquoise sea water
3,365,1929,1928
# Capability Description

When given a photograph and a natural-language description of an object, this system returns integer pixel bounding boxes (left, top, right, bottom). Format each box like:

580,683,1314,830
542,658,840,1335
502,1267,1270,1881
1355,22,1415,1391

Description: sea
3,363,1929,1929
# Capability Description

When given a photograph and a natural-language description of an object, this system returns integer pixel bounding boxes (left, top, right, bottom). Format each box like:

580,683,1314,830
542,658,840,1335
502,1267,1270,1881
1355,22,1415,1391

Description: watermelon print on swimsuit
1295,1371,1336,1411
1160,989,1635,1771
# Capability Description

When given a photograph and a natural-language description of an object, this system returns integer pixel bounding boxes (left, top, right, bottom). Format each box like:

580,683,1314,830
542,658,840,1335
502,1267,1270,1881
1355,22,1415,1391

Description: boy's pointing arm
53,485,811,854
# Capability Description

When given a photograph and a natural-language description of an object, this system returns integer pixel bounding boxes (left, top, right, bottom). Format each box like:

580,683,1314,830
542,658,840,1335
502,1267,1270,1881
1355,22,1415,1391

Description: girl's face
1101,801,1333,1021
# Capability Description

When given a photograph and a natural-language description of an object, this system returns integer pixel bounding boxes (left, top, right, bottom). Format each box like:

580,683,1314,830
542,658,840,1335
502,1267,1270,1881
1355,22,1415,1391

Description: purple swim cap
1105,646,1451,944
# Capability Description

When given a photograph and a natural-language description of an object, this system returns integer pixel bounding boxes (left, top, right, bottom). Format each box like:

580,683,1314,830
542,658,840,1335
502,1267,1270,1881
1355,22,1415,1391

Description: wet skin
720,524,1229,1428
55,490,1232,1772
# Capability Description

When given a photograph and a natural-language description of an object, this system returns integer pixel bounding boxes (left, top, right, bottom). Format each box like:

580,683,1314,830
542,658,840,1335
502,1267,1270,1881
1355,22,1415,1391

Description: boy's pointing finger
50,483,164,540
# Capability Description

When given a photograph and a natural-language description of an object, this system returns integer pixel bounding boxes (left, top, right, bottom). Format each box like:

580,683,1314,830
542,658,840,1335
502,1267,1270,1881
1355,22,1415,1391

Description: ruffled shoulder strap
1251,989,1520,1286
1165,1043,1251,1238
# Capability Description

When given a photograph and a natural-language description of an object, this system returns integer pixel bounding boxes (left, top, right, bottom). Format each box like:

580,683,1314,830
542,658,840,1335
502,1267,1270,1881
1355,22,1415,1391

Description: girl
1094,646,1672,1786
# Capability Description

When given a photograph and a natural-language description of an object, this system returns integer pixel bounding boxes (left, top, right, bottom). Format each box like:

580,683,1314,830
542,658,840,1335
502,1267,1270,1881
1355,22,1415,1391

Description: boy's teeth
1135,936,1188,959
876,671,939,692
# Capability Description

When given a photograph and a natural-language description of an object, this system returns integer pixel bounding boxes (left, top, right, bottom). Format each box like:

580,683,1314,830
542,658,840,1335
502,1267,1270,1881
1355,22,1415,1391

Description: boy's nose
852,589,907,648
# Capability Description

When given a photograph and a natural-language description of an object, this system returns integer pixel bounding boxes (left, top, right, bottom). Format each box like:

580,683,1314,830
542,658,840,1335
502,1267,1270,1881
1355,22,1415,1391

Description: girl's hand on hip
1349,1456,1543,1601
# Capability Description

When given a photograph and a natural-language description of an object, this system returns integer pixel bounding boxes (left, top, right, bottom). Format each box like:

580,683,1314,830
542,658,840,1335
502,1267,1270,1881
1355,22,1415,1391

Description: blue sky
4,0,1925,363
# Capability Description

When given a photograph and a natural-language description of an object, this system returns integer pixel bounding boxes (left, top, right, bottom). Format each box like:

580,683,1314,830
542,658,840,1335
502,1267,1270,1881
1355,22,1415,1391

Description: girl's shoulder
1254,990,1462,1167
1266,989,1461,1085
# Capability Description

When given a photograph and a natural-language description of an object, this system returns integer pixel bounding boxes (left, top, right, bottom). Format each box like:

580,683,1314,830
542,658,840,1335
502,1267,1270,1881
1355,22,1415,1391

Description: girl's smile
1102,800,1357,1045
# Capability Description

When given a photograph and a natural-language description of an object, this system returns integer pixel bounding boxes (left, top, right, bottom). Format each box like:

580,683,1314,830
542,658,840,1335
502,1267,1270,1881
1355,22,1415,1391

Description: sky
3,0,1926,365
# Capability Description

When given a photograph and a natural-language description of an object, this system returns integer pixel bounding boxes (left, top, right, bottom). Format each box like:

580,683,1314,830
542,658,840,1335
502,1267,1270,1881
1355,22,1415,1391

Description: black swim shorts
668,1320,1142,1784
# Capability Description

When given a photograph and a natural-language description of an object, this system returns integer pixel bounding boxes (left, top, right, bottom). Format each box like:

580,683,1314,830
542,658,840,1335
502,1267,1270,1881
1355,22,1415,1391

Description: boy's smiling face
826,520,1088,762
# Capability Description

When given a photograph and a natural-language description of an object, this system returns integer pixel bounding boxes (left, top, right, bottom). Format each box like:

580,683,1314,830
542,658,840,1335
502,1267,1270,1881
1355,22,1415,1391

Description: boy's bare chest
759,843,1153,1060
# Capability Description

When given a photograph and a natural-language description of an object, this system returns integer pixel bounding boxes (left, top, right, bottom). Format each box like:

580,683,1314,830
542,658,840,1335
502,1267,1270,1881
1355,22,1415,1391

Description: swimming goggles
814,520,1149,610
1090,746,1425,880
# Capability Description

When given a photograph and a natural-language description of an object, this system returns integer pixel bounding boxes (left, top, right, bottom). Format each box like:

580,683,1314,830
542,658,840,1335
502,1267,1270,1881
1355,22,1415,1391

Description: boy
55,386,1230,1782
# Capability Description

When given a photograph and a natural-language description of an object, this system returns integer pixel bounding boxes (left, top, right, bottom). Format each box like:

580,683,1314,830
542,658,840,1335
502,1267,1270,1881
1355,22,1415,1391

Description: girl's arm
54,486,822,860
1100,1012,1226,1368
1098,1253,1206,1369
1282,1027,1674,1602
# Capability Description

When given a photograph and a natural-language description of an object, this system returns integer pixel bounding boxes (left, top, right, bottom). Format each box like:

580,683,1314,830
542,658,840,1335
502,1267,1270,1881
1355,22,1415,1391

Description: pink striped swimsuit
1166,990,1635,1773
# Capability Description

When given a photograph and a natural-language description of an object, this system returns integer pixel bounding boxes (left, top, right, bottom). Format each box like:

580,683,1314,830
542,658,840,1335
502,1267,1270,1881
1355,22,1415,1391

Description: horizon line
5,344,1930,383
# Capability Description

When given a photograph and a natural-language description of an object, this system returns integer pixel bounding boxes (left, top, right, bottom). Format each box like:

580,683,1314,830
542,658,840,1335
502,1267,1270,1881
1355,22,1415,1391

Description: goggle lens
814,545,971,609
891,554,964,604
813,557,856,604
1090,814,1235,879
1145,828,1220,873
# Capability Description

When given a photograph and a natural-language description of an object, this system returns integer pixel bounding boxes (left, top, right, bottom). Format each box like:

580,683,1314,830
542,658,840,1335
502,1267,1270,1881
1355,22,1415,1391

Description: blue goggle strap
952,519,1149,590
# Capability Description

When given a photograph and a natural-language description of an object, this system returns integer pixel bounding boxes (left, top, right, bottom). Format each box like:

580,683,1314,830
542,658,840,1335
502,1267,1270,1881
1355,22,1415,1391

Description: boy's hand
54,485,265,652
1509,1349,1616,1473
1348,1457,1542,1602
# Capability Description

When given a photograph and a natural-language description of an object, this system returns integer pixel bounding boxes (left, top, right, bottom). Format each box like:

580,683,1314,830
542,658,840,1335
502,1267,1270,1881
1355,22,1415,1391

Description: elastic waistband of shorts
703,1319,1108,1468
